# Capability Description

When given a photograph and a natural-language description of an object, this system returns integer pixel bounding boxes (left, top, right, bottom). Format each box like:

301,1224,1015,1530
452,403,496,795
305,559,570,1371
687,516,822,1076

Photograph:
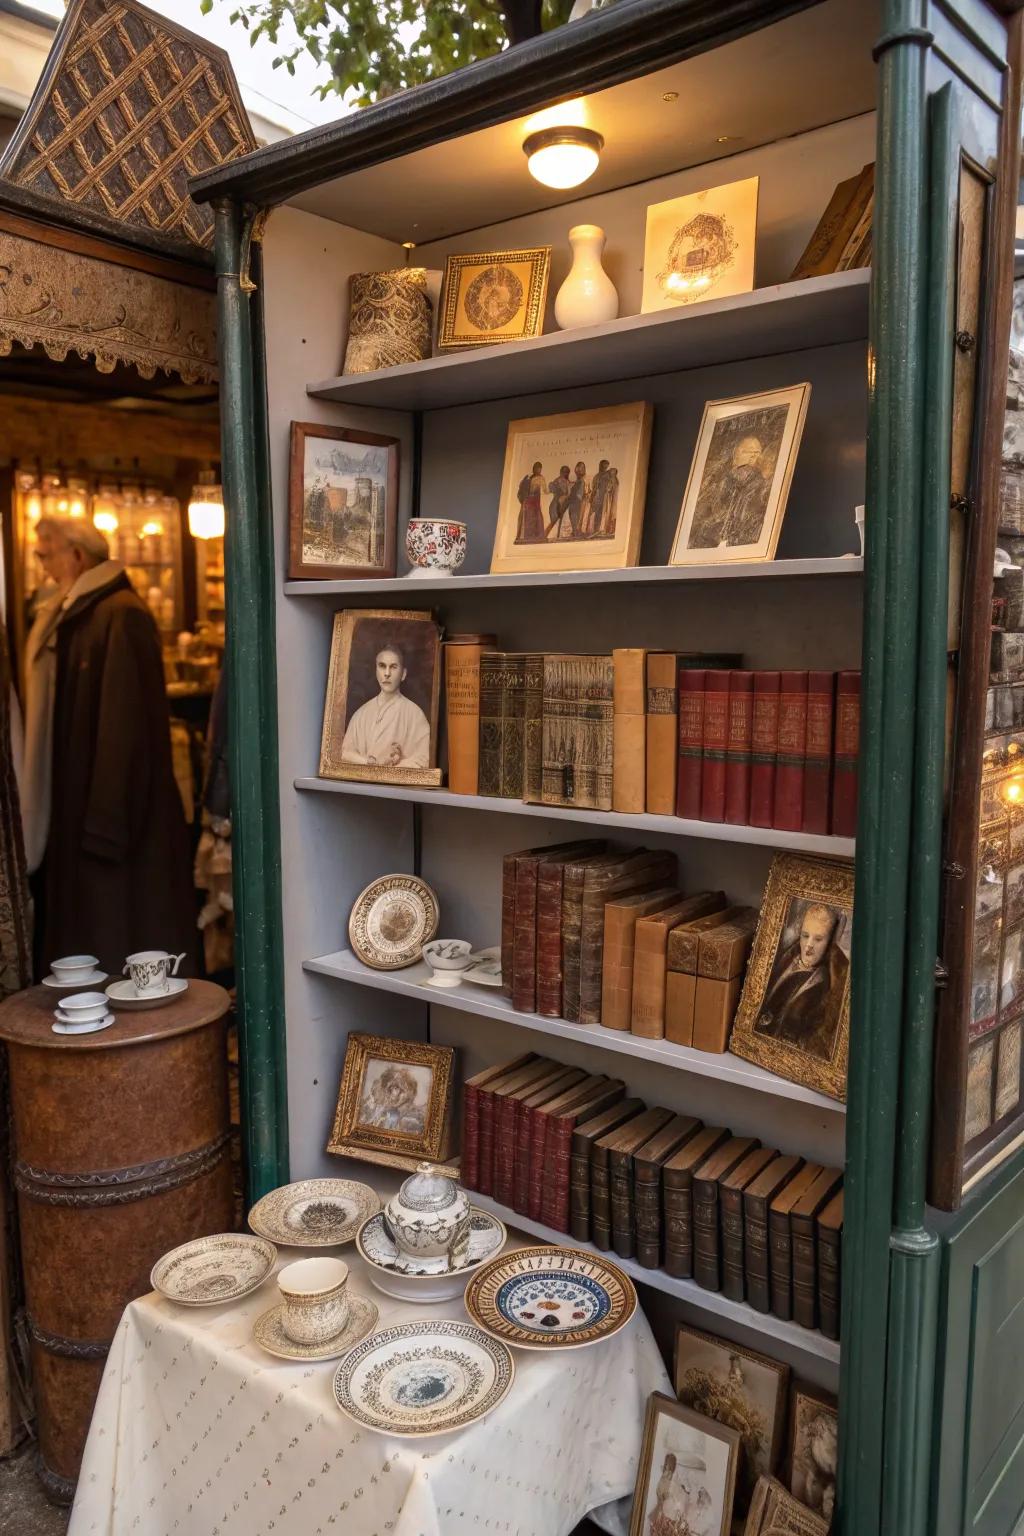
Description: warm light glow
26,493,42,523
188,476,225,540
663,271,713,295
69,498,86,518
1004,778,1024,804
56,497,68,513
524,128,603,190
141,520,164,538
523,97,587,136
93,509,119,536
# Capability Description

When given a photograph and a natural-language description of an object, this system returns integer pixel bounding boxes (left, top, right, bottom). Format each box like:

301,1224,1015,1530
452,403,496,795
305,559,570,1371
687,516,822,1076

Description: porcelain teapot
383,1163,471,1265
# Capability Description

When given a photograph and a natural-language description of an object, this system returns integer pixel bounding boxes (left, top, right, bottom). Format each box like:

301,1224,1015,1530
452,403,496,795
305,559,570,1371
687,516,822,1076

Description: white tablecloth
68,1239,670,1536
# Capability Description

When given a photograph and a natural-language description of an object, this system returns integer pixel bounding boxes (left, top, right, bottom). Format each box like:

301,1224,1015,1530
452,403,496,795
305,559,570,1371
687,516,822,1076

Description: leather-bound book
791,1166,843,1330
630,897,707,1039
692,1135,760,1292
662,1124,729,1279
462,1053,536,1190
541,654,614,810
537,843,606,1017
817,1188,844,1341
749,671,781,827
495,1061,569,1208
791,162,874,279
601,887,680,1033
664,901,736,1047
591,1105,666,1250
606,1106,675,1259
613,648,648,813
676,669,706,819
570,1098,645,1243
724,670,754,825
522,652,546,803
769,1161,822,1320
514,1067,585,1214
562,850,622,1022
480,1058,560,1198
645,652,679,814
700,669,733,821
512,841,595,1013
692,907,759,1054
444,634,496,795
719,1145,777,1302
527,1073,608,1221
541,1079,626,1232
500,850,518,998
578,849,677,1024
802,670,835,834
634,1115,703,1268
773,670,809,831
478,652,527,798
744,1154,804,1313
831,670,861,837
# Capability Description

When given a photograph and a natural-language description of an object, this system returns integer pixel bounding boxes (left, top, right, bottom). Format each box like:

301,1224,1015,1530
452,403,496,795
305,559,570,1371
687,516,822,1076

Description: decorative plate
356,1208,506,1301
252,1292,378,1362
151,1233,277,1306
106,976,188,1010
464,1245,637,1350
332,1319,514,1437
461,947,503,988
248,1178,381,1248
348,874,440,970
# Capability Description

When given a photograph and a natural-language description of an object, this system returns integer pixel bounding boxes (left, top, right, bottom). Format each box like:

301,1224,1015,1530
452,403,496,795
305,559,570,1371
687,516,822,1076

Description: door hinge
955,329,976,354
943,860,965,879
934,959,950,988
950,492,972,514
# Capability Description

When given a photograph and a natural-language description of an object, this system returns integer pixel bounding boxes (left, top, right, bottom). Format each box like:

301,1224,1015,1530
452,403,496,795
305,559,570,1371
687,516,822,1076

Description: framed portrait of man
288,421,399,581
730,854,854,1102
670,384,810,565
327,1033,456,1166
319,608,442,786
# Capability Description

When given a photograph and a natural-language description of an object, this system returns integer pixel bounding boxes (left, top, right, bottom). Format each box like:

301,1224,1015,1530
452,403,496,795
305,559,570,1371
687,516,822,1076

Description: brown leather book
570,1098,645,1244
522,651,546,803
692,907,759,1053
664,899,733,1047
601,886,680,1032
541,654,614,809
613,648,647,813
791,1167,843,1330
645,652,678,814
503,840,579,997
444,634,496,795
605,1106,675,1259
561,850,622,1022
633,1115,703,1268
744,1153,804,1313
541,1079,626,1233
537,842,606,1017
662,1124,729,1278
769,1161,823,1320
527,1073,608,1221
478,651,526,798
479,1057,560,1198
578,849,677,1024
461,1053,535,1191
513,1067,585,1215
630,897,710,1040
791,162,874,279
512,841,595,1013
719,1145,777,1303
817,1189,844,1341
692,1136,760,1292
496,1060,572,1209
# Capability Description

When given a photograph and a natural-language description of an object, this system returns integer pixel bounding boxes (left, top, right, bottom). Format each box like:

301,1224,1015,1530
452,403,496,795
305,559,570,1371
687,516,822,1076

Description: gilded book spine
791,1215,818,1330
590,1155,613,1250
561,862,590,1022
769,1210,794,1320
744,1196,772,1313
444,641,486,795
478,653,526,798
541,655,614,810
818,1227,842,1341
570,1148,591,1243
634,1172,662,1269
663,1175,694,1279
720,1187,746,1303
692,1177,722,1291
522,653,545,803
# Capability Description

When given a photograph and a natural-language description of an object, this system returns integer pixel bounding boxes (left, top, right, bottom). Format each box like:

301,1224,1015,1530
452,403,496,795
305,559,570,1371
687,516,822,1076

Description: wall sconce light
523,127,604,190
188,470,225,541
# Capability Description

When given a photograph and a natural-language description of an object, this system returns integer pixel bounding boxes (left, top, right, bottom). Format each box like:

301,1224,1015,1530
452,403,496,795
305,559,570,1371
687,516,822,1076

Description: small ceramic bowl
58,990,110,1022
422,938,473,988
405,518,467,578
51,954,99,985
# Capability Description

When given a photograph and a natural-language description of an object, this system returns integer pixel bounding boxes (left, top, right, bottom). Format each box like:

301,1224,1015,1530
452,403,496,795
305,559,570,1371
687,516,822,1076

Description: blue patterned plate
464,1244,637,1349
332,1318,514,1436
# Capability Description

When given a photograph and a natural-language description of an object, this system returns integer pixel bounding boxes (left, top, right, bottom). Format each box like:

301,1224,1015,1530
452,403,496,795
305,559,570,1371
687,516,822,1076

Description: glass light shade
93,508,119,536
25,492,42,523
523,128,603,190
140,519,164,538
188,484,225,540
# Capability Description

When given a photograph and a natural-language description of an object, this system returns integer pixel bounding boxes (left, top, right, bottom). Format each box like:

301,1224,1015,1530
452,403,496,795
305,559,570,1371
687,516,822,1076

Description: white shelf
302,947,846,1116
283,555,863,597
468,1190,841,1367
307,270,870,413
294,777,856,858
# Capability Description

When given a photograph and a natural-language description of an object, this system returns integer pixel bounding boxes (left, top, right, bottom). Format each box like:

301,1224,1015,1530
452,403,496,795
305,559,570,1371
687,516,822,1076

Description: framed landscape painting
289,420,398,580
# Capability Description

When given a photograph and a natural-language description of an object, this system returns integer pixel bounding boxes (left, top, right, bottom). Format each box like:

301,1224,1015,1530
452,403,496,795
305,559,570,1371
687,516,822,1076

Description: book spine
724,671,754,826
501,658,526,799
692,1176,722,1291
535,864,565,1018
720,1187,746,1303
445,642,486,795
634,1169,662,1269
590,1154,613,1250
700,670,732,822
587,658,615,812
477,652,505,798
744,1194,771,1312
831,670,861,837
540,1118,577,1233
675,669,706,819
476,1088,498,1197
773,670,809,832
769,1209,794,1320
526,1105,551,1221
610,1165,635,1260
578,881,611,1026
802,670,835,834
570,1147,591,1243
613,649,647,813
749,671,780,828
512,857,540,1013
500,851,518,1000
791,1214,818,1330
664,1174,694,1279
818,1227,842,1341
630,924,669,1040
461,1084,481,1191
645,654,679,814
602,905,639,1033
522,653,545,803
512,1096,535,1214
561,864,588,1023
492,1092,518,1207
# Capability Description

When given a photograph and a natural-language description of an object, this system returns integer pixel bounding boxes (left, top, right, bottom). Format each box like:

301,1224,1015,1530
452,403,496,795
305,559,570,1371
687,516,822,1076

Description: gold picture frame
641,175,759,314
490,400,653,574
319,608,442,787
729,854,854,1102
629,1393,741,1536
669,385,811,565
744,1476,829,1536
327,1032,455,1164
438,247,551,352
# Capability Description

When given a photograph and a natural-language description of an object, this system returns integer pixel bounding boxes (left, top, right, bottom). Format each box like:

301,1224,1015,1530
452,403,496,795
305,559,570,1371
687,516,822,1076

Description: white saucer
43,971,107,989
106,976,188,1010
52,1012,114,1035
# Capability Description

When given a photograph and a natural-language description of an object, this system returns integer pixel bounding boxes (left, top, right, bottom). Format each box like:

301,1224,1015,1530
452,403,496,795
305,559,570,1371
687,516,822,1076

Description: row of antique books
461,1050,843,1338
444,639,861,837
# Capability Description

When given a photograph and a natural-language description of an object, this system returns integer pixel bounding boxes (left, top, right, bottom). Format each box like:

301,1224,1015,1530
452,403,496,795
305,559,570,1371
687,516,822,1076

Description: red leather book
500,851,518,998
749,672,780,828
513,1067,585,1213
461,1054,535,1190
676,669,706,819
494,1061,564,1207
478,1059,555,1196
802,671,835,834
700,670,732,822
773,670,809,831
540,1080,626,1232
831,670,861,837
724,671,754,825
527,1074,607,1220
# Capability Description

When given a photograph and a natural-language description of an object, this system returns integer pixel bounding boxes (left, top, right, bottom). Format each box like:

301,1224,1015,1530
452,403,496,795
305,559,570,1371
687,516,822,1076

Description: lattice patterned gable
0,0,257,251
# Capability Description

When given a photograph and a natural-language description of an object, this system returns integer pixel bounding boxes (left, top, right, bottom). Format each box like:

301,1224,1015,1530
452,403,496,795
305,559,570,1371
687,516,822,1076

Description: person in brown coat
27,517,197,977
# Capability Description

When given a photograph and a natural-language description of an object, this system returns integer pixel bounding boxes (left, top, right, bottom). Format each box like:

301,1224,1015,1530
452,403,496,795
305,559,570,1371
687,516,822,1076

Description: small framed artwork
730,854,854,1102
490,401,653,574
288,421,399,580
788,1386,838,1525
673,1324,789,1514
438,247,551,352
641,176,758,313
327,1033,455,1165
629,1393,740,1536
319,608,442,786
669,385,811,565
745,1476,829,1536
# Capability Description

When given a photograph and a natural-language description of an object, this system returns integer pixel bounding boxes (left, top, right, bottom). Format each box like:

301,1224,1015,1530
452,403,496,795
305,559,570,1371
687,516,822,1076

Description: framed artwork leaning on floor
629,1392,740,1536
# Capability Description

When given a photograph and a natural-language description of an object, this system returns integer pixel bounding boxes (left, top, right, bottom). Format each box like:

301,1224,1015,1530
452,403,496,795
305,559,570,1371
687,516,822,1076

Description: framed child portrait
629,1393,740,1536
327,1033,456,1166
288,420,399,581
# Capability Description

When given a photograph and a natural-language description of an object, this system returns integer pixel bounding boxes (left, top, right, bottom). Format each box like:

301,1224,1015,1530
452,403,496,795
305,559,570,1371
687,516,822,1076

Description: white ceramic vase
554,224,619,330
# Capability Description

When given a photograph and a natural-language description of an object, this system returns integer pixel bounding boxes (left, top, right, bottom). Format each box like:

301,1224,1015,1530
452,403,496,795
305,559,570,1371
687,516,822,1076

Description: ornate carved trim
14,1134,230,1207
27,1315,110,1361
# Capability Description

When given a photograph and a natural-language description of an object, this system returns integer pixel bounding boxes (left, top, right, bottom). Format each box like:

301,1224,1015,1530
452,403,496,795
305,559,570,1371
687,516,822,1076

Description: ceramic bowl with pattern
332,1318,514,1436
463,1244,637,1349
151,1233,277,1307
356,1206,507,1301
248,1178,381,1248
404,518,467,577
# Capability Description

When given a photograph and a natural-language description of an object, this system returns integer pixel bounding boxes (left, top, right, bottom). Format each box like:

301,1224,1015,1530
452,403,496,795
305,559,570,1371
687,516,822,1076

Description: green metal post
214,197,289,1201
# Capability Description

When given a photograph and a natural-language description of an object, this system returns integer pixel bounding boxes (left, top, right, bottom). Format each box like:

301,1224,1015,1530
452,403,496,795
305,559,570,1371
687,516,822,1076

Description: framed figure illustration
289,421,399,580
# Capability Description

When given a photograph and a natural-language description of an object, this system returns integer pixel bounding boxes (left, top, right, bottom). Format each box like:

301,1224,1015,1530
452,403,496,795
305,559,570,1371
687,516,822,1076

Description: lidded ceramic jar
383,1162,471,1263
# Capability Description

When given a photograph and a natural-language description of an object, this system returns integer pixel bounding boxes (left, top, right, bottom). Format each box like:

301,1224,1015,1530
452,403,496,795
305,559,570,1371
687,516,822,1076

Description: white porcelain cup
124,950,185,996
50,954,99,984
278,1257,350,1345
58,991,110,1022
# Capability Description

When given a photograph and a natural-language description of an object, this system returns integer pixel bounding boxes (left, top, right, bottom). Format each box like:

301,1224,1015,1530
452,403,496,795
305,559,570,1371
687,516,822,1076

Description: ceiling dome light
523,127,604,190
